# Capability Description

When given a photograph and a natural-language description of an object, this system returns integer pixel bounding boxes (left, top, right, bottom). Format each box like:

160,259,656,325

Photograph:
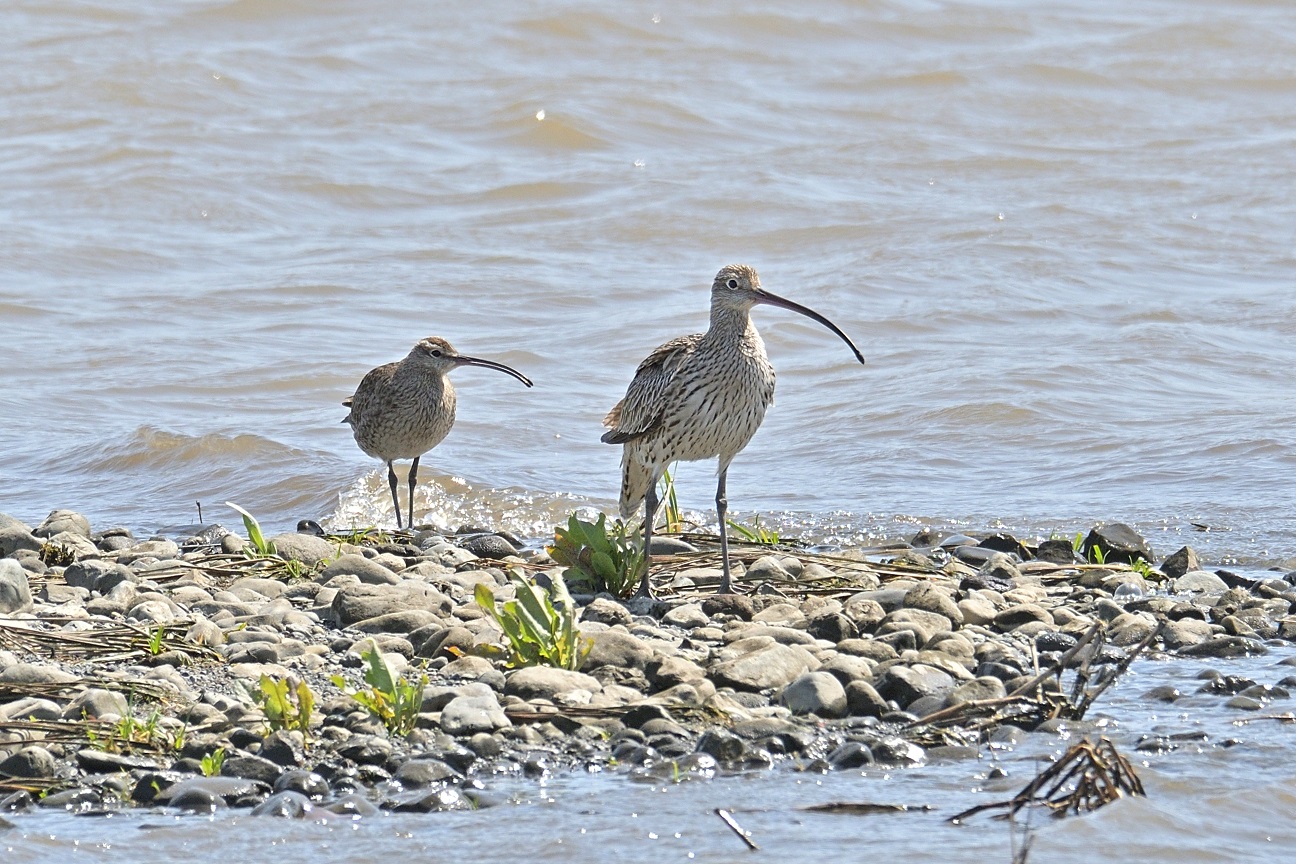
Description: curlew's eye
726,278,739,289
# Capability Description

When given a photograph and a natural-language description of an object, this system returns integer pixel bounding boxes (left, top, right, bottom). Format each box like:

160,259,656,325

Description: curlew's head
709,264,866,366
406,336,534,387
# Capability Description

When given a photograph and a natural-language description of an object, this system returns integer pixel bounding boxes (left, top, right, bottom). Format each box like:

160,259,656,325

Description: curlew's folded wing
601,334,700,444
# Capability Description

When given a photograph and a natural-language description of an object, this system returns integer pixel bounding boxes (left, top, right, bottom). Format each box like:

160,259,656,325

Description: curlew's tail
618,451,656,522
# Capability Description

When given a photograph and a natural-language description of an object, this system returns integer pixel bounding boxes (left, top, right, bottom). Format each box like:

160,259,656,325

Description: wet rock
779,671,847,718
1083,523,1153,565
155,776,268,809
338,735,394,765
251,790,313,817
709,642,819,692
581,597,634,626
0,561,33,614
261,731,306,767
695,729,746,762
37,788,102,810
1161,618,1213,650
222,754,284,786
440,695,511,736
326,793,380,816
871,737,925,765
453,534,512,560
75,750,161,773
394,758,462,787
273,769,329,799
505,667,601,701
1109,611,1158,646
828,741,874,769
261,533,334,566
1161,546,1201,580
1180,637,1267,659
318,554,401,585
0,746,58,778
1225,695,1264,711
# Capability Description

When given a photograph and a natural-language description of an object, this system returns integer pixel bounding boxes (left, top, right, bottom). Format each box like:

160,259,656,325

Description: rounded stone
779,671,848,718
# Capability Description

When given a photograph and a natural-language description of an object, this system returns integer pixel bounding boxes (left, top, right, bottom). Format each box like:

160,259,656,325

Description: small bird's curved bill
456,355,535,387
754,289,867,365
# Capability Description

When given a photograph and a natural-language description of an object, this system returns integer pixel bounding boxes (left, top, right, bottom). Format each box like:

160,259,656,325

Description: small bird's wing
601,334,700,445
341,363,395,426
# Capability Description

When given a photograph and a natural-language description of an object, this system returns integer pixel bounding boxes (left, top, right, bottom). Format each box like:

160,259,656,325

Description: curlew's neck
706,302,757,343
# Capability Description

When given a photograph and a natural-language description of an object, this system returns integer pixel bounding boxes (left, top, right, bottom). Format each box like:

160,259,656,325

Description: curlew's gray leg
716,468,733,594
635,482,660,598
387,461,403,530
407,456,420,530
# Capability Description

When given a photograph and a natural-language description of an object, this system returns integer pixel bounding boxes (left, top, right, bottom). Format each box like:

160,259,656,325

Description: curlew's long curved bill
754,288,867,365
454,354,534,387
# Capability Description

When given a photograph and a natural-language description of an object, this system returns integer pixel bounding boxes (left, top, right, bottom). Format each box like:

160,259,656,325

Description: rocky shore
1,508,1294,820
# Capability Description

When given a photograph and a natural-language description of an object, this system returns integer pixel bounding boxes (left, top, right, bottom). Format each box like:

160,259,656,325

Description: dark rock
648,536,697,555
459,534,516,560
845,680,889,718
337,735,394,765
0,746,58,778
1180,637,1267,659
993,604,1052,631
394,759,461,787
251,790,313,817
695,730,747,762
74,750,160,773
1083,523,1153,565
977,533,1030,558
1035,538,1078,564
1161,546,1201,580
807,610,857,642
827,741,874,769
37,788,102,810
273,769,329,799
222,754,285,786
701,595,756,620
1196,675,1257,696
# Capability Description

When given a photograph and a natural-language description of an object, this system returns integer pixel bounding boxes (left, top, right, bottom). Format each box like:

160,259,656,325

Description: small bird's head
408,336,462,372
710,263,763,312
408,336,534,387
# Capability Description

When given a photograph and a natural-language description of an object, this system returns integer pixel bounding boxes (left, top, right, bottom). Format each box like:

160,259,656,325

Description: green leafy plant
548,513,644,598
225,501,276,556
1088,545,1107,565
657,465,686,532
727,514,780,545
475,570,592,670
250,674,315,741
331,643,427,737
201,747,225,777
146,624,167,656
1072,531,1085,552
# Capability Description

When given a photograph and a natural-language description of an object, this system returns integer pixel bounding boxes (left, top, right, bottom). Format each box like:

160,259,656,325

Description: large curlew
602,264,866,596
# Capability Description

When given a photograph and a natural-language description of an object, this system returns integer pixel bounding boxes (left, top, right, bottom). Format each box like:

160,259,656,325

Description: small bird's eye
430,349,442,357
727,278,739,289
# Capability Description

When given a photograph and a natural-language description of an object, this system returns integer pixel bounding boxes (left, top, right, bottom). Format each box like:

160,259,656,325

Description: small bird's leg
407,456,420,530
635,481,660,598
387,461,403,530
716,468,733,594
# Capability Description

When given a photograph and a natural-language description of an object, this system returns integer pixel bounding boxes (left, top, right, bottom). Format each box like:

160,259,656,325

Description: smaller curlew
602,264,866,597
343,336,532,530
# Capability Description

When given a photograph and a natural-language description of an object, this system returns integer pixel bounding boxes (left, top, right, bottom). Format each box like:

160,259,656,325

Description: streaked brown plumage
602,264,866,596
343,336,533,529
